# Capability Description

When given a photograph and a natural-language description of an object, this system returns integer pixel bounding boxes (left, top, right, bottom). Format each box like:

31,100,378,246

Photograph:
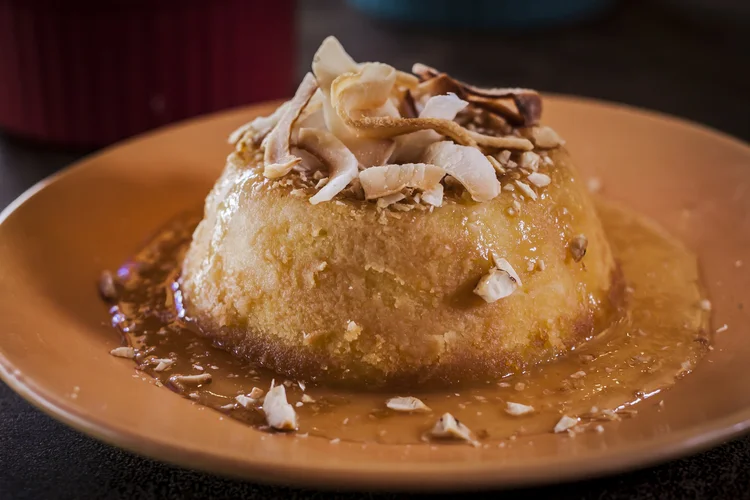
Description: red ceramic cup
0,0,295,147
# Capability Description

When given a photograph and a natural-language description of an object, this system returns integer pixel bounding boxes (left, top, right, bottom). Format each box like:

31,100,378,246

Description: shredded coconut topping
228,36,561,207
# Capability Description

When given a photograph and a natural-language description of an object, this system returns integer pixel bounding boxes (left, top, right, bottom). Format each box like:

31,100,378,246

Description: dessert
101,37,712,445
181,37,620,387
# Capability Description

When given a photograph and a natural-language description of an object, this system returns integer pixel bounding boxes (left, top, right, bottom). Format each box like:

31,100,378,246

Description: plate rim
1,95,750,491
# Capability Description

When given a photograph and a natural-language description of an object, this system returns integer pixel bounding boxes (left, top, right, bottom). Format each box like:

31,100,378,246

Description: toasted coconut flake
298,128,358,204
263,383,298,431
391,93,469,162
412,63,542,126
263,73,318,179
386,396,431,413
527,172,551,187
506,402,535,416
359,163,445,199
291,146,325,173
229,101,290,146
421,183,444,207
312,36,358,96
423,141,500,202
332,68,477,146
395,71,420,89
376,192,406,208
430,413,479,446
527,126,564,149
110,346,135,359
400,89,419,118
294,95,326,134
347,138,396,167
420,92,469,120
466,131,533,151
412,62,440,81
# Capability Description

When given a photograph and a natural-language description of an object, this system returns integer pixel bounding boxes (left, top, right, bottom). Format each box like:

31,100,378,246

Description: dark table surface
2,1,750,498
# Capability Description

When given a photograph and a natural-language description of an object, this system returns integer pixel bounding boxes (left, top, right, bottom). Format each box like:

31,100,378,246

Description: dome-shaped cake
181,38,619,388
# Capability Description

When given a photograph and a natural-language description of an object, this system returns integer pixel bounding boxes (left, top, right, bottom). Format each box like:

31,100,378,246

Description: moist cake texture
180,37,619,387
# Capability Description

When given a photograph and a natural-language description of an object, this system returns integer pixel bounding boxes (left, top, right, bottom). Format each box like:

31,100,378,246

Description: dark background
2,0,750,498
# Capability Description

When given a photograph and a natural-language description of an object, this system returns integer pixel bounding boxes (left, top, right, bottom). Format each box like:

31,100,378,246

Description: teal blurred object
347,0,617,28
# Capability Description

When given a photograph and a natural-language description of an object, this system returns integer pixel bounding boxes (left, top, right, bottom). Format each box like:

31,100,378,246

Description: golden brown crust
190,266,622,390
181,146,618,389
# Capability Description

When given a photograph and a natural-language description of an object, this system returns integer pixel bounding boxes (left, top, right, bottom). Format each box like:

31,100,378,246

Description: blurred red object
0,0,295,147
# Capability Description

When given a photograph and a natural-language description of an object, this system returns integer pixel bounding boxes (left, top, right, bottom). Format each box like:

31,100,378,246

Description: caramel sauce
104,201,710,444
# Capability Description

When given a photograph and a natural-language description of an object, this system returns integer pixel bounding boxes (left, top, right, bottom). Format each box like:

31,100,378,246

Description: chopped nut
569,234,588,262
514,181,537,200
430,413,478,446
595,425,605,433
519,151,540,171
152,358,174,372
505,402,535,416
527,126,564,149
473,256,521,303
554,415,579,433
474,268,517,303
569,370,586,379
109,346,135,359
235,394,257,408
386,396,431,413
699,299,712,311
514,382,526,391
486,154,505,174
376,193,406,208
716,324,728,333
527,172,551,188
263,383,298,431
301,394,316,403
329,438,341,444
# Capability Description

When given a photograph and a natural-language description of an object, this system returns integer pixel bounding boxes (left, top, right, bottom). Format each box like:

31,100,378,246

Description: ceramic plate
1,97,749,491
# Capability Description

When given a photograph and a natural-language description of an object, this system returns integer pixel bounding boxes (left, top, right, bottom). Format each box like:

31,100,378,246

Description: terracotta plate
1,97,749,491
